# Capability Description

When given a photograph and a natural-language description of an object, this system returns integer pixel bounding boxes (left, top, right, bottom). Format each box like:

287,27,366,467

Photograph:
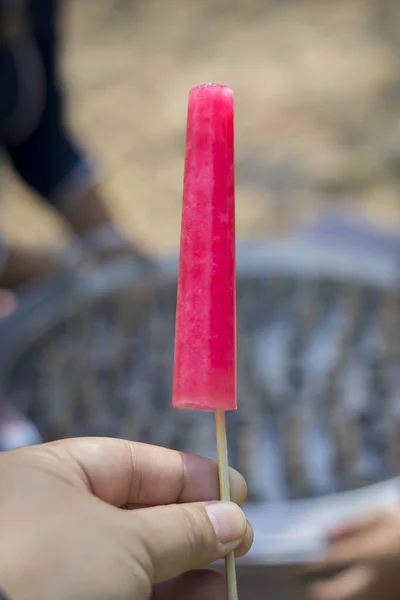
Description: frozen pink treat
173,84,236,411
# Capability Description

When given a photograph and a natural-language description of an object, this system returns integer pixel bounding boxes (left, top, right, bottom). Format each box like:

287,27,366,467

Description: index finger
327,513,382,542
307,565,373,600
307,533,380,575
305,513,385,576
27,437,247,508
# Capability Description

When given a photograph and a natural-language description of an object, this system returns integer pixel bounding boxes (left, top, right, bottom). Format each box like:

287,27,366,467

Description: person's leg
6,0,152,269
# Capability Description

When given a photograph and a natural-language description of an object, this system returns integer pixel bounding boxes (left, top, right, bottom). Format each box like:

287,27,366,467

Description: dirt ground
2,0,400,255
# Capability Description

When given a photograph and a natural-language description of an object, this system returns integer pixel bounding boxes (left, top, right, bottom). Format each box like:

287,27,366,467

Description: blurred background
2,0,400,251
1,2,400,596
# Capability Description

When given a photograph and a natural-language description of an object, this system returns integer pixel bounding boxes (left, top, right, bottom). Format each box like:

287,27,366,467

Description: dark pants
0,0,90,208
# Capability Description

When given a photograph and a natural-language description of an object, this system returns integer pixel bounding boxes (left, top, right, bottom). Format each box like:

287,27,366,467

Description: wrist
61,186,114,238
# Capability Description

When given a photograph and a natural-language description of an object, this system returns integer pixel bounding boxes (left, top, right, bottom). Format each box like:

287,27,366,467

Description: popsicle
173,83,238,600
173,83,236,412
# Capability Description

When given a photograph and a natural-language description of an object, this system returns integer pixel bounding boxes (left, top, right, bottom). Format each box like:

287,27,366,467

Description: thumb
130,501,249,584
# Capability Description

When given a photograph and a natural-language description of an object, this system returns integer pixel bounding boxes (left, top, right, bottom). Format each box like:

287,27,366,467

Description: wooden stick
214,408,239,600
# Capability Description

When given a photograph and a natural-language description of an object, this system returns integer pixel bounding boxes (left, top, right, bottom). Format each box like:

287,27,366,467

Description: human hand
0,246,62,289
61,186,155,271
81,223,155,270
305,509,400,600
0,438,252,600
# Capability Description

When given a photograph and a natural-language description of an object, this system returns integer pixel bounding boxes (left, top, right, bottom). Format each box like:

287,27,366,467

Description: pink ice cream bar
172,84,237,412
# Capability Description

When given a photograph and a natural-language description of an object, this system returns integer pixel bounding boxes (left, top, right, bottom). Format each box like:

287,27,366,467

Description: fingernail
206,501,247,551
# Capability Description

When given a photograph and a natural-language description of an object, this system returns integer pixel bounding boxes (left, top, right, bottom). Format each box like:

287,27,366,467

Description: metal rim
0,238,398,384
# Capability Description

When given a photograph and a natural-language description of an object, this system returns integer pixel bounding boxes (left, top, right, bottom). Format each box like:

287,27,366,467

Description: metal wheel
0,238,399,505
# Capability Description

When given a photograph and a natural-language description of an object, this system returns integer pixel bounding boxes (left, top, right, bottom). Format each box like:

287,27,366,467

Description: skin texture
305,509,400,600
0,438,253,600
